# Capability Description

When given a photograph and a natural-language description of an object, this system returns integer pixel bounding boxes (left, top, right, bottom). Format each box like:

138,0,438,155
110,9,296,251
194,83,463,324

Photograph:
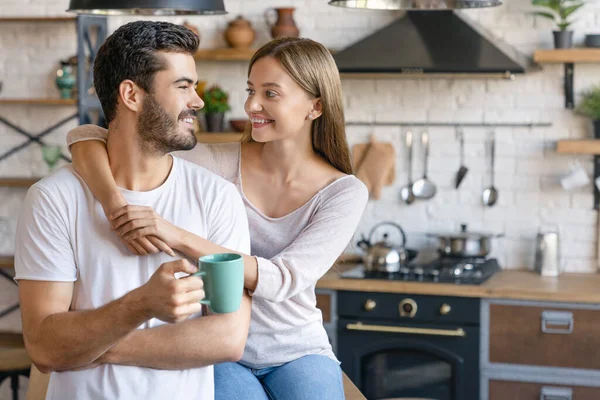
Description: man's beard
137,94,197,155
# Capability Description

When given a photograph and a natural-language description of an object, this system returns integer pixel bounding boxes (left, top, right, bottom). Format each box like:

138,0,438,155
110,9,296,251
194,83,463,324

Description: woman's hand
110,205,183,255
104,199,174,257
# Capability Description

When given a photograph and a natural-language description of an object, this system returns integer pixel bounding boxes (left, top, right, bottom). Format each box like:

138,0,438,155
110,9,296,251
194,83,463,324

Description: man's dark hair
93,21,199,124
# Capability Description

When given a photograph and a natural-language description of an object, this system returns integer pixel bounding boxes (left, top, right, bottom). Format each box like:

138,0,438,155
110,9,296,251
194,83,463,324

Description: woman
66,37,368,400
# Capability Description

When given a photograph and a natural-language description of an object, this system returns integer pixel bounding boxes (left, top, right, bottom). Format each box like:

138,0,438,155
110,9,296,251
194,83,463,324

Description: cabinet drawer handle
540,386,572,400
541,311,574,334
346,322,465,337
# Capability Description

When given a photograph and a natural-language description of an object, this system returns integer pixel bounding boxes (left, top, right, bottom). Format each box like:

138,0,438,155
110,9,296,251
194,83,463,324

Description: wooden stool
0,332,32,400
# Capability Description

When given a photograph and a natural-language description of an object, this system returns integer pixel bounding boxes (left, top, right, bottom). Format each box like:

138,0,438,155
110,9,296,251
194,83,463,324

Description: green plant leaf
201,85,231,114
550,0,562,8
577,85,600,121
558,21,571,30
532,0,554,7
562,3,584,18
534,11,558,21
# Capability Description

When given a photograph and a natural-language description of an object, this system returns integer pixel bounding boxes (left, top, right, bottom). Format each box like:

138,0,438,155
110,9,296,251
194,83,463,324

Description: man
15,21,251,400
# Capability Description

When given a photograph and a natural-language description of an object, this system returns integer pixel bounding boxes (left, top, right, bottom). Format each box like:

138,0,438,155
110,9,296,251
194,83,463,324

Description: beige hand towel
352,135,395,200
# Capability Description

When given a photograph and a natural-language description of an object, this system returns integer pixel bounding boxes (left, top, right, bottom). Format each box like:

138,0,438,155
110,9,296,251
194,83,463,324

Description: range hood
333,11,540,79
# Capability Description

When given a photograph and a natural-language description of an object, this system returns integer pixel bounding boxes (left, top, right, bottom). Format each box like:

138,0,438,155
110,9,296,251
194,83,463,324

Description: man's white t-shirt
14,156,250,400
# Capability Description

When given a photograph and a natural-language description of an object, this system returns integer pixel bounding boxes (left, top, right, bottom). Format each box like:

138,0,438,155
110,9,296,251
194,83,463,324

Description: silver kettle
357,222,408,273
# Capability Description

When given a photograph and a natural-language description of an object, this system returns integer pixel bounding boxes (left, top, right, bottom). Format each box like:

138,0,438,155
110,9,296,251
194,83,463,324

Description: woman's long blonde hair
242,37,353,175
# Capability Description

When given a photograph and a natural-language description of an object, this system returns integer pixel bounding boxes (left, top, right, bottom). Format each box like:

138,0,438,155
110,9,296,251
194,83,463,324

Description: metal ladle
412,131,436,199
482,131,498,207
400,131,416,205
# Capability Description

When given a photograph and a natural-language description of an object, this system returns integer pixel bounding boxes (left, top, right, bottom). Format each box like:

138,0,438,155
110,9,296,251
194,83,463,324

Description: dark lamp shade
328,0,502,9
67,0,226,15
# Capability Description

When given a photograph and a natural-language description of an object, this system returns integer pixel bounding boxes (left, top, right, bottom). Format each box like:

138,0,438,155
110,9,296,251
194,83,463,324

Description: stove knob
399,298,417,318
440,303,451,315
364,299,377,312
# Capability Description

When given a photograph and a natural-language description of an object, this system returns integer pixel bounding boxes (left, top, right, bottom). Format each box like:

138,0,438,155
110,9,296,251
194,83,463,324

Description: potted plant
531,0,585,48
200,85,231,132
577,85,600,138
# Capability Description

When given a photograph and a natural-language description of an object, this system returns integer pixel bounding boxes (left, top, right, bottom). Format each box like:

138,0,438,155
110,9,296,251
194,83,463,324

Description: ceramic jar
55,63,76,99
183,21,201,47
224,16,256,49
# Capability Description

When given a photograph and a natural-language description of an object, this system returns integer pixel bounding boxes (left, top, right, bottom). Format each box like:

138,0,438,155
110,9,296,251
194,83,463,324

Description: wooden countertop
343,373,365,400
0,256,13,269
6,253,600,303
318,262,600,304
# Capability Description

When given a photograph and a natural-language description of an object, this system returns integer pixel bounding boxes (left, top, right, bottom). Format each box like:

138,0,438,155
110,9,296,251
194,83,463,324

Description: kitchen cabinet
481,298,600,400
488,379,600,400
488,303,600,369
317,267,600,399
315,289,337,353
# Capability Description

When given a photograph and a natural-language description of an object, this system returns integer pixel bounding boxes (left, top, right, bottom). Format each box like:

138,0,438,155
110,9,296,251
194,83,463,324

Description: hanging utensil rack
345,122,552,128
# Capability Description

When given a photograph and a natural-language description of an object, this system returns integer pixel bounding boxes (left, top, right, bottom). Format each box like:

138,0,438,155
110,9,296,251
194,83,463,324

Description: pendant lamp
328,0,501,10
68,0,226,15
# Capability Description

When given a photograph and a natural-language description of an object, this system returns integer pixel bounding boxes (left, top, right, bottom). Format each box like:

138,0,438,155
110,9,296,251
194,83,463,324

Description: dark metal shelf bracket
565,63,574,109
76,15,107,126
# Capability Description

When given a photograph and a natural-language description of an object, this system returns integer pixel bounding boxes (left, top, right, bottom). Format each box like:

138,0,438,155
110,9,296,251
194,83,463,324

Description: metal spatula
455,127,468,189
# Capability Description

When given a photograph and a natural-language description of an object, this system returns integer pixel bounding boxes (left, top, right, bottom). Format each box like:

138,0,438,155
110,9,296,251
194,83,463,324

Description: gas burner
341,257,501,285
427,269,440,277
452,265,464,276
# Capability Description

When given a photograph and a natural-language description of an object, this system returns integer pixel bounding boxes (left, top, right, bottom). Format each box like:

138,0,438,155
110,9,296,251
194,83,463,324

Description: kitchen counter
343,373,365,400
6,253,600,303
318,261,600,304
0,256,13,269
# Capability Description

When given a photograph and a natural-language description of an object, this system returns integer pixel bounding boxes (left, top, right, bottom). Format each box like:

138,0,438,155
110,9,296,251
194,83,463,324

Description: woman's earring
308,113,313,120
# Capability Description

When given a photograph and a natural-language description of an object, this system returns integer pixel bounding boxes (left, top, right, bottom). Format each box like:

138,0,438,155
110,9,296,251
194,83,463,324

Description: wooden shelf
0,332,24,348
0,98,76,106
196,132,243,143
556,140,600,155
0,16,76,22
0,256,14,270
194,47,336,62
534,49,600,64
194,48,257,61
0,178,40,188
533,49,600,109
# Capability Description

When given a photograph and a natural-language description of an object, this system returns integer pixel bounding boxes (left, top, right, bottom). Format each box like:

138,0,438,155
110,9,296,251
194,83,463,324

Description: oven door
338,318,479,400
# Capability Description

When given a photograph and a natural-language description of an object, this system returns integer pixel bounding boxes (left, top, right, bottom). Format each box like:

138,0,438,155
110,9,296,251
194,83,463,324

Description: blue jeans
214,355,345,400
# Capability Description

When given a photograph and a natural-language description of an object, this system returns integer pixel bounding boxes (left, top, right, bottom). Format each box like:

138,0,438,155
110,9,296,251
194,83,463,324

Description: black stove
341,257,500,285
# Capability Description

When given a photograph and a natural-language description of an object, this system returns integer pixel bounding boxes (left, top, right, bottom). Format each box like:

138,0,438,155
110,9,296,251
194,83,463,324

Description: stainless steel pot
427,224,503,258
357,222,409,273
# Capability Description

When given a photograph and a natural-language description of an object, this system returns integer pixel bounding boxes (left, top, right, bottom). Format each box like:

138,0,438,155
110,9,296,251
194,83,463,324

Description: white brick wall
0,1,599,395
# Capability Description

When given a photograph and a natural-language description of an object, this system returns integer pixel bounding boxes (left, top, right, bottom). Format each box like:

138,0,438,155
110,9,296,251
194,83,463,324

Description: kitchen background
0,1,600,395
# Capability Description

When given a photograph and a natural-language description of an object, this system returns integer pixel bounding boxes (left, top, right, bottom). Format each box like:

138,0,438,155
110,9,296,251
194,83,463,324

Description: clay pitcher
265,7,299,39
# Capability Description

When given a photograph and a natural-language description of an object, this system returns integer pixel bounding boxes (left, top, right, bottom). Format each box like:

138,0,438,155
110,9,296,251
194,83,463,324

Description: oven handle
345,322,466,337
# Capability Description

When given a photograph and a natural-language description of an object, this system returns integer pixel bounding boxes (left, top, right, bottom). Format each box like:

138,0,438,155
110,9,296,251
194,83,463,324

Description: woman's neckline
236,143,352,221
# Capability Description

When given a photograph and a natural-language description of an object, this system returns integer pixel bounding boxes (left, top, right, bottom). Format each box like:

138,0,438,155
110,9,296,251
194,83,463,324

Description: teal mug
193,253,244,314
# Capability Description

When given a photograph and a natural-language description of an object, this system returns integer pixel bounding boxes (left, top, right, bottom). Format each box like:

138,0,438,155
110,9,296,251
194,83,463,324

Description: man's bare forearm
27,287,149,373
103,294,252,369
